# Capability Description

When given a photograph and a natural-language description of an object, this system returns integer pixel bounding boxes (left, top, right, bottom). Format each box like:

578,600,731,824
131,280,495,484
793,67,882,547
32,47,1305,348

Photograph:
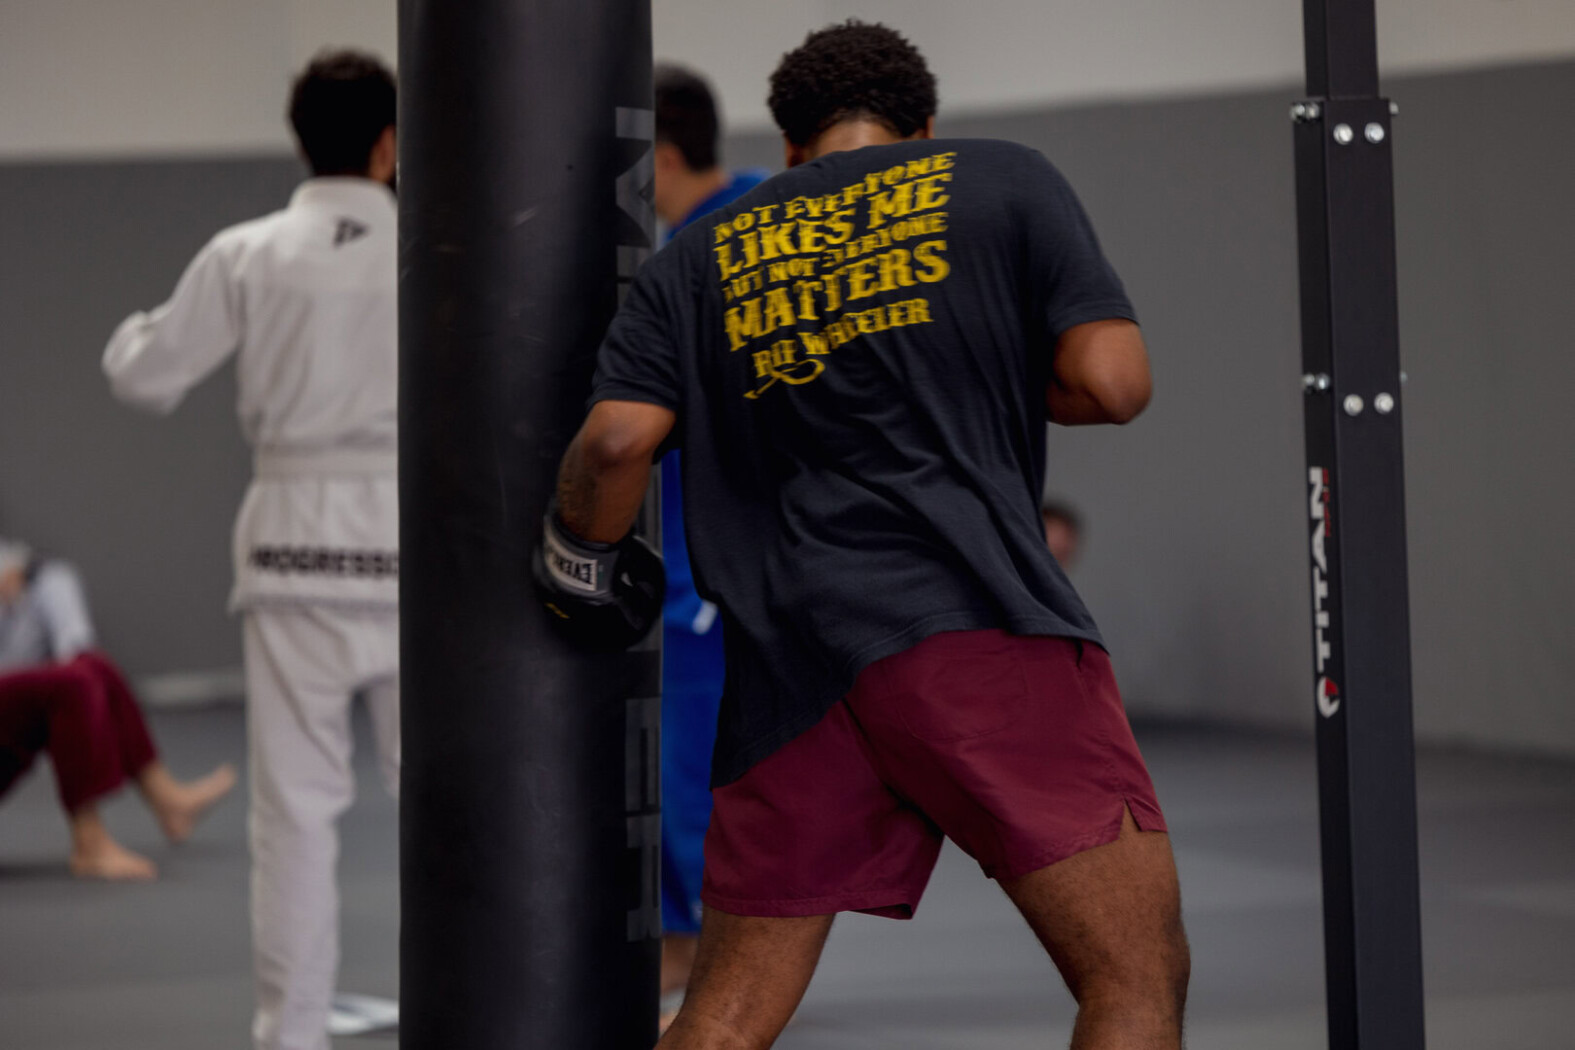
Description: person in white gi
102,50,400,1050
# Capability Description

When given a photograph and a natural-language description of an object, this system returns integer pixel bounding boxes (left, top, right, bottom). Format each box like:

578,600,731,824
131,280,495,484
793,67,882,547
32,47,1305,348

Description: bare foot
70,836,157,881
148,763,237,843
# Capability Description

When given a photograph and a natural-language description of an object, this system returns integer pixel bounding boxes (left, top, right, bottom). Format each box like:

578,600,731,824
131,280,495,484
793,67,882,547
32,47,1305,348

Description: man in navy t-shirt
650,62,768,1012
544,21,1189,1049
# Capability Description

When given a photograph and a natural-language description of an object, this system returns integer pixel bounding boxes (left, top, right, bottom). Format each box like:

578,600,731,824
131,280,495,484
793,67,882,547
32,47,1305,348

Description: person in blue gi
650,63,769,1016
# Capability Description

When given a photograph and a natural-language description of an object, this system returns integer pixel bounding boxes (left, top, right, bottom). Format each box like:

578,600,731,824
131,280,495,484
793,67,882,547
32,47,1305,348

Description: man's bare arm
556,400,677,542
1046,319,1152,426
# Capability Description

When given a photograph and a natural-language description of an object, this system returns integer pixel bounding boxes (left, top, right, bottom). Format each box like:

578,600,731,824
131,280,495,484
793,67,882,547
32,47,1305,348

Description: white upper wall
0,0,397,159
1,0,1572,158
680,0,1575,128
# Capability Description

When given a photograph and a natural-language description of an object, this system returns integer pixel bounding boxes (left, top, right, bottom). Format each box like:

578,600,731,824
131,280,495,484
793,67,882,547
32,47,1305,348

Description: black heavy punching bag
399,1,660,1046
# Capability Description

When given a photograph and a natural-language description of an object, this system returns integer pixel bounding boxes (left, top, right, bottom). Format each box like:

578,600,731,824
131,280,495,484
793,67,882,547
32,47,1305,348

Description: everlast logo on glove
545,528,607,595
533,502,666,651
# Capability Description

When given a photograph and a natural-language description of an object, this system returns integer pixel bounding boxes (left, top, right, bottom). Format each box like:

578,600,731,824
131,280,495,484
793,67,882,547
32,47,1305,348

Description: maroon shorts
701,630,1166,919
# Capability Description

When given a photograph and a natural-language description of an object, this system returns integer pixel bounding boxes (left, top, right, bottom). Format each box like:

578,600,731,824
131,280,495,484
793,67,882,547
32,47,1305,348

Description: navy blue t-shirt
660,170,767,646
591,139,1136,785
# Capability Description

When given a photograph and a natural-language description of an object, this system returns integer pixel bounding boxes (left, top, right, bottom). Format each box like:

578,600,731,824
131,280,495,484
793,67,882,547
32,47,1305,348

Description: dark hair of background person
287,49,397,177
767,19,938,147
654,63,721,172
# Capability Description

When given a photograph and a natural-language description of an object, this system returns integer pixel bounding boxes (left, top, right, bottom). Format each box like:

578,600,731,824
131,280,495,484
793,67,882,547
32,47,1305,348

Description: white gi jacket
103,178,399,613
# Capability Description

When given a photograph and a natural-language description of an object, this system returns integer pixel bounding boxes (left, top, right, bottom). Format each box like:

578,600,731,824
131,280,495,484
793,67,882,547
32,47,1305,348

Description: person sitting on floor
0,537,234,880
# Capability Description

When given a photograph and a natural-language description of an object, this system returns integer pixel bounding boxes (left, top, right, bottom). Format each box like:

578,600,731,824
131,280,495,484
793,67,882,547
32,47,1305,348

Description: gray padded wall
1390,63,1575,753
0,157,303,678
1,62,1570,753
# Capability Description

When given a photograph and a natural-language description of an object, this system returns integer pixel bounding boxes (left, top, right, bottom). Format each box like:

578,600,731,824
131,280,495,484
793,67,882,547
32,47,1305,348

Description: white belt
254,446,397,479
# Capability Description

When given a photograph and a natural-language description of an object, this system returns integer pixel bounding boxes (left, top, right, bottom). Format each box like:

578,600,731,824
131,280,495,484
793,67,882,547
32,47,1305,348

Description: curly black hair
288,49,396,177
767,20,937,147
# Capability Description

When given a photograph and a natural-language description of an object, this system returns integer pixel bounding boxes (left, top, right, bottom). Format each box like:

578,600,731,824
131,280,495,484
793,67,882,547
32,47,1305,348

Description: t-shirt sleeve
1015,149,1136,338
589,247,684,412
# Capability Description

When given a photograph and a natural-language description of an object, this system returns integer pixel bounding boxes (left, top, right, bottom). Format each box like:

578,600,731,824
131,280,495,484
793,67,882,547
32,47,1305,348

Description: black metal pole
1294,1,1426,1048
398,2,659,1048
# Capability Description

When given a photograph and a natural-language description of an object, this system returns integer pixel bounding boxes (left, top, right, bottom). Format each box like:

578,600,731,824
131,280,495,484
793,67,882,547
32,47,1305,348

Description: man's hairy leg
1001,808,1189,1050
658,907,834,1050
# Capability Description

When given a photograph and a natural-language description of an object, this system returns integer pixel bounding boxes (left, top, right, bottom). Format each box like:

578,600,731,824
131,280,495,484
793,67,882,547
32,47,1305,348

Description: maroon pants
0,651,158,812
